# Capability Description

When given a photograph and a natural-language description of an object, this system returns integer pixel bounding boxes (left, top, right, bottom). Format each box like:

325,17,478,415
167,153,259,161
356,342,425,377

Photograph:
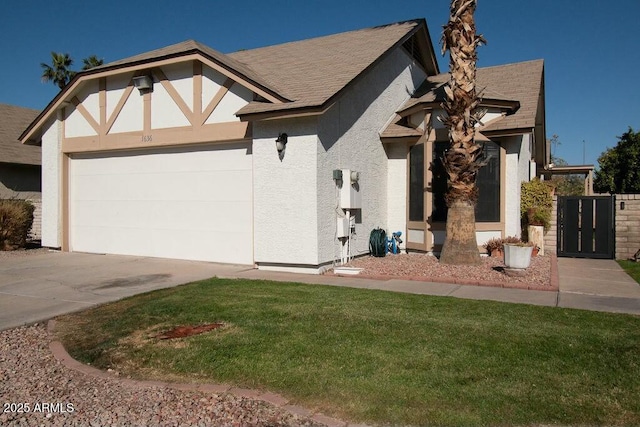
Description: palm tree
439,0,486,265
81,55,104,70
40,52,76,90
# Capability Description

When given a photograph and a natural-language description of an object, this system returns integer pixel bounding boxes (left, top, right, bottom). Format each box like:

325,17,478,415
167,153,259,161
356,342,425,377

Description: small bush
0,200,35,250
483,236,524,254
521,179,553,233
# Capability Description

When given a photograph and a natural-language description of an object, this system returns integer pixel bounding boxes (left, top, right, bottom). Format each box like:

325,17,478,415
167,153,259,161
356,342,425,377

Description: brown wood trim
143,91,151,134
202,78,234,125
153,67,195,125
500,143,506,237
21,53,284,144
193,61,203,127
99,78,106,133
105,83,135,134
62,121,251,153
61,154,70,252
71,97,100,134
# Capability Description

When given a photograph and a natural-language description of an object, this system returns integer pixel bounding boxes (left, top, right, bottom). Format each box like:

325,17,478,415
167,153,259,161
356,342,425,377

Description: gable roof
89,39,287,102
398,59,544,133
21,19,438,143
477,59,545,133
0,104,40,166
230,19,438,118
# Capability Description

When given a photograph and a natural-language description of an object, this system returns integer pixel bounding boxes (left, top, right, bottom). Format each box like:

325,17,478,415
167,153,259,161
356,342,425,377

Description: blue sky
2,0,638,167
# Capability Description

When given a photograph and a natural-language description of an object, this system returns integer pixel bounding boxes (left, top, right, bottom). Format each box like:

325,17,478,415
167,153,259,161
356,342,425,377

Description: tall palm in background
439,0,486,265
40,52,75,90
41,53,103,90
81,55,103,70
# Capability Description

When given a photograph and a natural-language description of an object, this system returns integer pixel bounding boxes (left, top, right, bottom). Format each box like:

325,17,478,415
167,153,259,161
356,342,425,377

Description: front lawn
618,260,640,284
55,278,640,426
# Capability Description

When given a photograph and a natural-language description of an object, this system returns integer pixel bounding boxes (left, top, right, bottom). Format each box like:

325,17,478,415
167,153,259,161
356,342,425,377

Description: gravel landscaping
345,253,553,289
0,324,325,427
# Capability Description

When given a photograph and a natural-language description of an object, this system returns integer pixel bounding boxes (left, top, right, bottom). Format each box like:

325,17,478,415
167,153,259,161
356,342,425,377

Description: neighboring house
20,19,547,273
1,103,42,240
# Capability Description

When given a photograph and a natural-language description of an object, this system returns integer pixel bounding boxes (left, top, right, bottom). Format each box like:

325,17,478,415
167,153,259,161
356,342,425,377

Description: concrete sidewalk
556,257,640,315
2,251,639,331
232,258,640,315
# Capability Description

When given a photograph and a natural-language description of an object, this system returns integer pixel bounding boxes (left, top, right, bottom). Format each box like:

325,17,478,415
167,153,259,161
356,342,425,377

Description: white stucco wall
316,48,426,265
253,117,320,267
41,116,62,248
106,74,131,120
161,63,194,109
503,134,532,237
65,106,97,138
386,142,408,244
151,79,190,129
110,85,143,133
206,83,252,124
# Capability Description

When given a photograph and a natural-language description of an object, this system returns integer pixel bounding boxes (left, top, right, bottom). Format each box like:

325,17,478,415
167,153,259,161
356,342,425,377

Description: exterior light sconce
276,133,288,160
132,75,154,93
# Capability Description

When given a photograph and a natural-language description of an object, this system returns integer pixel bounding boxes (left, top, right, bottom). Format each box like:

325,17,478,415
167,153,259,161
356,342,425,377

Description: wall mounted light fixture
276,133,288,160
132,75,154,93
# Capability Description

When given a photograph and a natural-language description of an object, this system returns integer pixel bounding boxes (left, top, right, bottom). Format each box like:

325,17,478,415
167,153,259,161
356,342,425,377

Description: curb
46,320,364,427
335,254,560,292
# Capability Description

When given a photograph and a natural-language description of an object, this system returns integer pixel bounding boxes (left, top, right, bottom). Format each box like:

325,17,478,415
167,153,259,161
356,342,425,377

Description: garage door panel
73,200,251,229
73,170,252,202
73,144,251,175
70,144,253,264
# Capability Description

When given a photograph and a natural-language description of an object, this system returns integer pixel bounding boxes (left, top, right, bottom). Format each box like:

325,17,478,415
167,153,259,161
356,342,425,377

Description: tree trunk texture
439,200,480,264
439,0,485,265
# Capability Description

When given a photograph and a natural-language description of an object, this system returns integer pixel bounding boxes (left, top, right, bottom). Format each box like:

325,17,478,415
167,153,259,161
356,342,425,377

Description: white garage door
69,143,253,264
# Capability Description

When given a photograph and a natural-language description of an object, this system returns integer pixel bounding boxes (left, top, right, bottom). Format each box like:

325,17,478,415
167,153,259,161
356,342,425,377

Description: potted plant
503,240,534,269
483,238,503,258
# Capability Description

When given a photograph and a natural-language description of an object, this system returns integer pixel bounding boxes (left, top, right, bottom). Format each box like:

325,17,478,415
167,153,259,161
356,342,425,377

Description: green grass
618,260,640,284
55,278,640,426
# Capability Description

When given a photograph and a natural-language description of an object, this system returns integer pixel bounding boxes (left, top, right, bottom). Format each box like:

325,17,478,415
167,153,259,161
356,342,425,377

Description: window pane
409,144,424,221
432,142,448,222
476,142,500,222
432,141,500,223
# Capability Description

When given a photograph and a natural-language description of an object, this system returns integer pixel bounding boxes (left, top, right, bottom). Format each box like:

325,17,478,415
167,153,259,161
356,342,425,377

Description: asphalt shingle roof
229,20,423,116
93,40,286,101
0,104,40,165
400,59,544,132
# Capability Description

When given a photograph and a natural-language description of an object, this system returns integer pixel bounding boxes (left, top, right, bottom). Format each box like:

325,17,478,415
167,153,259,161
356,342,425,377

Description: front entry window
431,141,501,222
409,143,424,221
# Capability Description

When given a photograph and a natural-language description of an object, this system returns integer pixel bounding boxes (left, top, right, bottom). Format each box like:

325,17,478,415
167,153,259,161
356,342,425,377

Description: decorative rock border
335,254,560,292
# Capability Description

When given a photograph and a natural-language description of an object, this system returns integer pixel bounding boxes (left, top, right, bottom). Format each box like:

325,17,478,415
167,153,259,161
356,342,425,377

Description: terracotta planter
490,249,503,258
503,244,533,269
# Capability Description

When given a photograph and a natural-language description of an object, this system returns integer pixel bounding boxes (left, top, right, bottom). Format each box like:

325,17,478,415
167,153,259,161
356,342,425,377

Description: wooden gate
557,196,615,258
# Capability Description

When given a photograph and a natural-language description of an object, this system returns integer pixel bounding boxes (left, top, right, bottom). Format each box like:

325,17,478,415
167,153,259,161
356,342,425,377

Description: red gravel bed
344,253,555,290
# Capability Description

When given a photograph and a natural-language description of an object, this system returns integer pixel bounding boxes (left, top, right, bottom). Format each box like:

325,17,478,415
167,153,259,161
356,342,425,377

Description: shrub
483,237,503,255
483,236,525,255
0,200,35,250
521,179,553,233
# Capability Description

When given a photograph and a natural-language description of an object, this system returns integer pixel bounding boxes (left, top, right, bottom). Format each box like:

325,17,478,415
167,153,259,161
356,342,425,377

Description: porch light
132,75,153,93
276,133,288,159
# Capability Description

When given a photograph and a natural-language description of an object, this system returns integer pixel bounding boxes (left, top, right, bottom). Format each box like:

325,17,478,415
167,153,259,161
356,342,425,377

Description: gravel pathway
0,324,327,427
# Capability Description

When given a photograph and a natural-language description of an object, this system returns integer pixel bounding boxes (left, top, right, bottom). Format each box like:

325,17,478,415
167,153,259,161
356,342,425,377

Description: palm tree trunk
439,0,485,265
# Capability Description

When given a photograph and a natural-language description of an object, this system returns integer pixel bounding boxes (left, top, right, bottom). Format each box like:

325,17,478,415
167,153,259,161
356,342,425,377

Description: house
20,19,547,273
1,103,42,239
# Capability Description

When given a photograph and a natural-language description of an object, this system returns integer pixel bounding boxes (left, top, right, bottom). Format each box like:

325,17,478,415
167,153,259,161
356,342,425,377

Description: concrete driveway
0,251,253,331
